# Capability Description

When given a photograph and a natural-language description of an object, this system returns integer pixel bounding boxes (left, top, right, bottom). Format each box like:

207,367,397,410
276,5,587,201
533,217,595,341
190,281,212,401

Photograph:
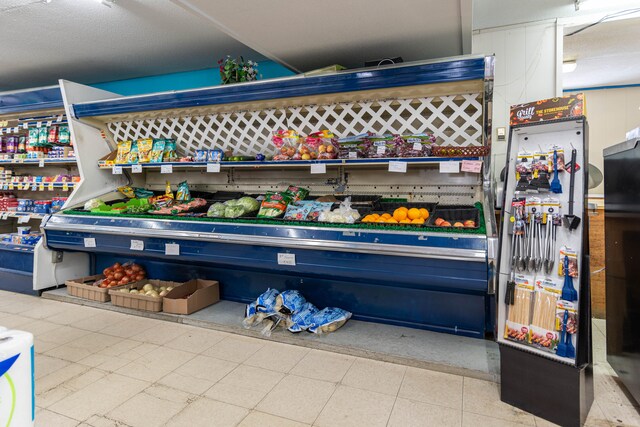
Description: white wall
566,86,640,199
473,20,562,182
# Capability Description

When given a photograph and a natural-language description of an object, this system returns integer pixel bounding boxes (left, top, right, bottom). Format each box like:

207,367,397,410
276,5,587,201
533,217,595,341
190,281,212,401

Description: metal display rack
42,55,498,336
0,86,89,294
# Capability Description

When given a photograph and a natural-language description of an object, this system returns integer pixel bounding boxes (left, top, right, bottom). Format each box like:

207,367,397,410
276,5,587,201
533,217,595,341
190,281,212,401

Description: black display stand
497,97,593,426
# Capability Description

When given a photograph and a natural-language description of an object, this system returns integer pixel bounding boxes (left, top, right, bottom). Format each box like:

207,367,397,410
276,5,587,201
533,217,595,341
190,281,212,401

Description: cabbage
84,198,105,210
237,197,260,212
207,202,226,217
224,199,240,206
224,205,246,218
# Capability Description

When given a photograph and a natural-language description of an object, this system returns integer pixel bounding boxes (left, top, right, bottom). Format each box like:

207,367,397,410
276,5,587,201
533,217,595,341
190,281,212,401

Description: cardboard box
98,150,117,167
109,279,182,312
162,279,220,315
66,274,127,302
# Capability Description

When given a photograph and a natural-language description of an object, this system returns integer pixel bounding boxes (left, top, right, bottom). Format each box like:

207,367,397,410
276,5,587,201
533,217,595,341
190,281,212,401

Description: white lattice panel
107,94,483,157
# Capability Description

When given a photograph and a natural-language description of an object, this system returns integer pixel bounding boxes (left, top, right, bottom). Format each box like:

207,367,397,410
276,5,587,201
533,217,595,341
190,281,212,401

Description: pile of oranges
361,207,429,225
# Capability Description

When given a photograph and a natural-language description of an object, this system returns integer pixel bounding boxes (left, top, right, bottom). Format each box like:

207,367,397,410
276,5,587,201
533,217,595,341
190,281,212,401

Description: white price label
131,164,143,173
130,240,144,251
348,151,357,159
413,142,423,151
13,127,18,133
36,122,42,128
22,123,28,130
376,146,386,155
17,215,30,224
1,212,8,220
277,253,296,266
83,237,96,248
165,243,180,256
310,163,327,174
39,159,45,167
46,120,53,127
439,161,460,174
206,163,221,173
56,115,63,122
112,166,123,175
160,164,173,174
388,161,407,173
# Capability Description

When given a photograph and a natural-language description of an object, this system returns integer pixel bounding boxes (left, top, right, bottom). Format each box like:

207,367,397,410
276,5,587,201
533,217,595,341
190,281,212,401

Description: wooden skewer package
504,276,534,343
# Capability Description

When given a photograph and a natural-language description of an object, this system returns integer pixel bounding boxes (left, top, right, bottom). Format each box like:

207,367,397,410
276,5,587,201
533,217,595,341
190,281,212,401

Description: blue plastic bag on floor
309,307,352,334
256,288,280,314
275,290,306,315
287,302,319,333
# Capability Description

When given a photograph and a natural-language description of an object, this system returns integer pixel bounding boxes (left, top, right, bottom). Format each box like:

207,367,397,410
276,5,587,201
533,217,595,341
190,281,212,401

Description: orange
393,208,407,221
362,215,373,222
381,213,392,220
371,213,380,220
397,206,408,213
386,218,398,224
411,218,425,224
419,208,429,220
377,218,387,223
399,219,411,224
407,208,421,220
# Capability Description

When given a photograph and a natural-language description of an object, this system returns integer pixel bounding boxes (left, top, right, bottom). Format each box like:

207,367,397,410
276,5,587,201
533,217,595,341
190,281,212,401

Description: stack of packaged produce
243,289,352,336
0,226,41,248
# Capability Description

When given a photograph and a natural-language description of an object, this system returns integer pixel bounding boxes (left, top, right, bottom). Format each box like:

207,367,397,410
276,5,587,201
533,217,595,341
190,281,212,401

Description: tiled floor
1,291,638,427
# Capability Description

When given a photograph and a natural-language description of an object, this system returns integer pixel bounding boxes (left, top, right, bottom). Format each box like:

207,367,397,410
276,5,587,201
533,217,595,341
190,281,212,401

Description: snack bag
208,149,224,162
257,192,293,218
163,139,177,162
117,185,136,198
306,201,333,221
284,201,314,221
28,128,39,148
150,139,166,163
285,185,309,202
287,302,319,333
309,307,352,334
115,140,132,164
38,127,48,146
127,140,139,164
272,130,300,160
47,126,58,144
58,126,70,144
275,290,307,315
137,138,153,163
176,181,190,202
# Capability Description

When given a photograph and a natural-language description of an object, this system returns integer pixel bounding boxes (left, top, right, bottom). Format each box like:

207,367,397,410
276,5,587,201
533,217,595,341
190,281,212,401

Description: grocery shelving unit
0,86,89,294
43,55,498,337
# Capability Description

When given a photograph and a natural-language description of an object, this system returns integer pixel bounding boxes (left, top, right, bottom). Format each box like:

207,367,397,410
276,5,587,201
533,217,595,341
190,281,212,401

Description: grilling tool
556,309,574,358
564,148,581,231
505,221,517,305
561,255,578,302
550,150,562,194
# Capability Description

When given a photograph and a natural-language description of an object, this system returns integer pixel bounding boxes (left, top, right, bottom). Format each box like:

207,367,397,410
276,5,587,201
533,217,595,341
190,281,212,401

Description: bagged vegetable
272,130,300,160
285,185,309,202
176,181,190,202
224,205,245,218
84,198,104,210
237,197,260,213
287,302,319,333
306,130,338,160
318,197,360,223
284,201,314,221
309,307,352,334
306,201,334,221
207,202,226,217
275,290,307,315
258,192,292,218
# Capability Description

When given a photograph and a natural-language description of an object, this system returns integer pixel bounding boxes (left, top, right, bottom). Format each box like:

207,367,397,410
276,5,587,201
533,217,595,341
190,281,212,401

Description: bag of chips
116,140,132,164
137,138,153,163
176,181,190,202
163,139,177,162
127,140,139,163
150,139,165,163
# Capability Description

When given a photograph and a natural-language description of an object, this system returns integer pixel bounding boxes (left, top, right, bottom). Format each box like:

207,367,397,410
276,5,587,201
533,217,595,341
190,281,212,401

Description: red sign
510,94,585,126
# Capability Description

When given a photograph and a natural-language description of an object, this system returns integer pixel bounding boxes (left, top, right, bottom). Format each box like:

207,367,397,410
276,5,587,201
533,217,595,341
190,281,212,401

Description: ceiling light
563,61,578,73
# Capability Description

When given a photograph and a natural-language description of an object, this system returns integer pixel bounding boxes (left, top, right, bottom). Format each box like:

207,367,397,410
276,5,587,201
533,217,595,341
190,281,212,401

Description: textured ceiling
172,0,472,72
0,0,265,91
563,17,640,89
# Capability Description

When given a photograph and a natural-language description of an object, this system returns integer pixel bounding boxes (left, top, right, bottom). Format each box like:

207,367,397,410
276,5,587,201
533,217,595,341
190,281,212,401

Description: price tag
130,240,144,251
1,212,8,220
16,183,23,190
277,253,296,266
18,158,24,163
439,161,460,174
310,163,327,174
165,243,180,256
39,159,45,167
48,183,54,191
36,122,42,128
206,163,221,173
13,127,18,133
376,146,386,155
112,166,123,175
413,142,423,151
388,161,407,173
461,160,483,173
0,129,3,135
131,164,143,173
11,158,17,164
83,237,96,248
348,151,357,159
63,183,69,191
22,123,28,130
23,183,30,191
46,120,53,127
56,115,63,122
38,183,45,191
8,183,14,190
160,164,173,174
18,215,30,224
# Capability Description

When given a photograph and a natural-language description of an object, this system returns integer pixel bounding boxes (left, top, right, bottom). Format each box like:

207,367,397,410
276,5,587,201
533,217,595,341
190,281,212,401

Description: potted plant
218,56,259,85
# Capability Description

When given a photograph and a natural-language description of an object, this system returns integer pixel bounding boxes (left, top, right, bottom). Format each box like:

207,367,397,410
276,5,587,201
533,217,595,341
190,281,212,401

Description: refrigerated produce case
0,86,88,294
42,55,498,336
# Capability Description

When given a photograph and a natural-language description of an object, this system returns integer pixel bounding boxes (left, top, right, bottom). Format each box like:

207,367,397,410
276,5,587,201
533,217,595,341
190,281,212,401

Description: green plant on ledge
218,56,259,85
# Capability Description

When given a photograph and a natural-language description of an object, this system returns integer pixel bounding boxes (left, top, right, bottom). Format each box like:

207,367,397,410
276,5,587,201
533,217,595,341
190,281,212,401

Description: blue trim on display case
0,86,63,115
73,56,487,118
